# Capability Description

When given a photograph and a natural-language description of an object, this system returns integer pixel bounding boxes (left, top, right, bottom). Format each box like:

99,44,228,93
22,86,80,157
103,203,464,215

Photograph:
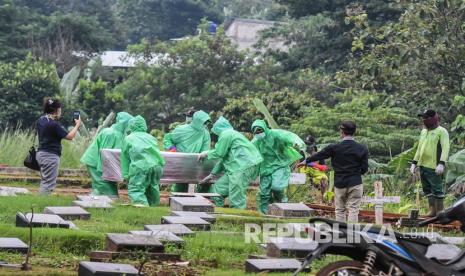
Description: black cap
304,135,315,145
418,109,436,119
183,107,196,117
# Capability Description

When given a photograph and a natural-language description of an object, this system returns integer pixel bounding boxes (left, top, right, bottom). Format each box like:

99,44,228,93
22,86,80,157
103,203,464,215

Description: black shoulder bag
24,120,40,171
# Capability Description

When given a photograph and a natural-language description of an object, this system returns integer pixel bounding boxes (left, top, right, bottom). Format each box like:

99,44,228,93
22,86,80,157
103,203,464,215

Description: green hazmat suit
163,111,211,193
121,116,165,206
251,119,305,214
206,116,263,209
80,112,133,197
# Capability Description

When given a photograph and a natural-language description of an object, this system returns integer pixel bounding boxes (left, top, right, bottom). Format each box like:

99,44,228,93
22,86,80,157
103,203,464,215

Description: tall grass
0,127,90,169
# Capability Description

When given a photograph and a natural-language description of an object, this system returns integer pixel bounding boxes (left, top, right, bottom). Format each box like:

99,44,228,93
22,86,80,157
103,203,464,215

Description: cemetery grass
0,193,322,275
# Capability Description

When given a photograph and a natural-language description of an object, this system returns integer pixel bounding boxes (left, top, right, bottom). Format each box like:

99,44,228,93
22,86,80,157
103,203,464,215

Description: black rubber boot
435,197,444,214
426,196,436,217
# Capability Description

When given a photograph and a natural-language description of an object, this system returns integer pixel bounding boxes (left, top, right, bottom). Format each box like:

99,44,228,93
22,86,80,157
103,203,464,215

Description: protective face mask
186,116,193,123
255,133,266,140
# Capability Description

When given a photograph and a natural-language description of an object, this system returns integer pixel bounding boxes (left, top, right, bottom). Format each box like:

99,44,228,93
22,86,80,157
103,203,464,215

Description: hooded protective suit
163,111,211,193
121,116,165,206
80,112,133,197
251,119,305,214
206,116,262,209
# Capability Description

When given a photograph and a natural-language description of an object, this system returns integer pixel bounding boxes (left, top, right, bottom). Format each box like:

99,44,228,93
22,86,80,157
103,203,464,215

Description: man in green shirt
198,116,263,209
80,112,133,197
163,110,211,193
410,110,450,216
121,116,165,207
250,119,306,214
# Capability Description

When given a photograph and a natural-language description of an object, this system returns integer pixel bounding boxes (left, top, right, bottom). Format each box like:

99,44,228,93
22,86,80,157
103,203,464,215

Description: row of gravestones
81,195,219,275
1,194,219,275
246,203,317,273
4,188,464,274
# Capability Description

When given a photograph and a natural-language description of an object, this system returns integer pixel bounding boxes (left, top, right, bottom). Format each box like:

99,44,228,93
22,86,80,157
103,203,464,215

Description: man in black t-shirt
305,121,369,222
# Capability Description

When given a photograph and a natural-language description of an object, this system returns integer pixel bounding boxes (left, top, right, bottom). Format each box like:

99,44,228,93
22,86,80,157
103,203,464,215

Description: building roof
73,51,164,68
224,18,287,52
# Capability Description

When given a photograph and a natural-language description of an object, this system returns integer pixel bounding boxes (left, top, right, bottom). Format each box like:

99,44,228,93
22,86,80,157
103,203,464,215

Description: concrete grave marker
76,195,113,202
16,213,75,229
106,233,164,253
362,181,401,225
267,203,314,218
170,196,214,213
0,186,29,195
0,238,28,254
171,211,216,223
78,261,138,276
170,192,221,199
161,216,211,231
267,237,318,258
44,206,91,220
128,230,184,246
73,200,113,209
144,224,194,236
245,258,304,273
0,190,16,197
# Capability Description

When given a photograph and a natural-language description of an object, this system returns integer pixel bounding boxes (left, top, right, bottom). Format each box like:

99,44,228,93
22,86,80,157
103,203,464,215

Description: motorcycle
293,196,465,276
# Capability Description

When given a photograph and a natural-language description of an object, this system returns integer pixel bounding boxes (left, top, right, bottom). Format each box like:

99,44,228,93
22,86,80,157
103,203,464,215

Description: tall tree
0,0,36,62
264,0,403,71
117,0,222,43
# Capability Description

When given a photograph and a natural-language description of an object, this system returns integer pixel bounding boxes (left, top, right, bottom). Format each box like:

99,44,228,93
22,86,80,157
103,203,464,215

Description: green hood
113,112,133,133
212,116,233,136
191,110,211,131
128,115,148,133
251,119,270,134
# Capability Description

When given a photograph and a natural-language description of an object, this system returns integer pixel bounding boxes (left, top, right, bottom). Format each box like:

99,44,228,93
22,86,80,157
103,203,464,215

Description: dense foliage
0,55,60,128
1,0,464,167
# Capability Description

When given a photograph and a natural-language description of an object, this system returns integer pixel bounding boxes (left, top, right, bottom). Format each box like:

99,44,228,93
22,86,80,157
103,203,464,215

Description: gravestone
0,190,16,197
144,224,194,236
170,192,222,199
171,211,216,223
0,238,28,253
425,244,461,261
245,258,303,273
73,200,113,209
44,206,91,220
161,216,211,231
362,181,401,225
77,195,113,202
266,237,318,258
16,213,75,229
170,196,214,213
78,261,138,276
128,230,184,246
267,203,313,218
0,186,29,197
106,233,164,253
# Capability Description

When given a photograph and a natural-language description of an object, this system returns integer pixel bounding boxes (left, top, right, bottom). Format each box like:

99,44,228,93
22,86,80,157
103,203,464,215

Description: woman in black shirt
36,98,81,194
